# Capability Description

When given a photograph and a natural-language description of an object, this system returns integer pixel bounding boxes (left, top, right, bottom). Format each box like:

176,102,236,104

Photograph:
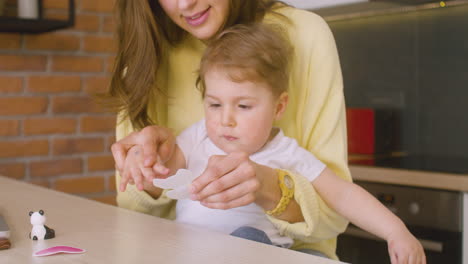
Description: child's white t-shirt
175,120,326,247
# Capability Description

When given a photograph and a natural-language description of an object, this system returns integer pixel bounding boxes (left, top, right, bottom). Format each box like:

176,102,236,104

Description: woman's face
158,0,230,41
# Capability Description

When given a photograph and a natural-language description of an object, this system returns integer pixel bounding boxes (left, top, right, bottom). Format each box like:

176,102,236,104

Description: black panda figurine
29,210,55,240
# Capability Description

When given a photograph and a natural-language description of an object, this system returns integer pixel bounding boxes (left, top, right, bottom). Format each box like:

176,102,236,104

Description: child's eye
210,103,221,108
238,104,251,109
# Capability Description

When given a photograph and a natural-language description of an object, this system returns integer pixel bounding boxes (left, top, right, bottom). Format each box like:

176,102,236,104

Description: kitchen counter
0,176,344,264
350,164,468,192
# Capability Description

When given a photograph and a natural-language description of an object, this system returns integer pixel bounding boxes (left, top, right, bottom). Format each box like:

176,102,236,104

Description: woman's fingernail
190,194,198,201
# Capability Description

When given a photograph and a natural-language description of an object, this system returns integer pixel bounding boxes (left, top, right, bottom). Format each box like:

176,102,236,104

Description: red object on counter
346,108,400,155
346,108,375,154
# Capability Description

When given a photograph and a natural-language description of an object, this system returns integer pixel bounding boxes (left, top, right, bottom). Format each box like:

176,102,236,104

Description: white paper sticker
153,169,196,200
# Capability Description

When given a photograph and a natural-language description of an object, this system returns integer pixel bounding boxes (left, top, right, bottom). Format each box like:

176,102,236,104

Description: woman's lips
185,7,210,26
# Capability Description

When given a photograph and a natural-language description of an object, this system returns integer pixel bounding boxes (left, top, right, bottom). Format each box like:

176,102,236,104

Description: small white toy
29,210,55,240
153,169,197,199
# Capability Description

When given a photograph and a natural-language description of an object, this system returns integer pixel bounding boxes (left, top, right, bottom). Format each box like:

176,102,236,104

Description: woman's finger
156,130,176,163
111,131,142,170
119,165,134,192
401,253,409,264
152,160,170,176
140,165,157,182
130,167,144,191
139,126,175,167
201,192,256,210
111,142,132,172
191,152,249,194
389,249,397,264
196,163,256,200
201,179,259,204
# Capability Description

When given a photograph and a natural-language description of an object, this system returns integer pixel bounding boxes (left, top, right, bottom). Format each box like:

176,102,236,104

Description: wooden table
0,176,344,264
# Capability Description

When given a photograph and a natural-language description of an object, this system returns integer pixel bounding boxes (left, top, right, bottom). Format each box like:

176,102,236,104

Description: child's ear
274,92,289,120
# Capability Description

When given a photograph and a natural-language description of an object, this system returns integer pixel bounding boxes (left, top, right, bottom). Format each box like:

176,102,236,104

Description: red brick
0,76,22,93
43,11,67,20
52,95,106,114
52,56,103,72
4,0,16,17
25,33,80,51
106,135,116,151
83,35,116,53
30,158,82,177
0,33,21,49
28,76,81,93
52,137,104,155
88,154,115,171
43,0,69,9
74,14,100,32
108,135,116,145
81,115,116,133
24,117,76,135
0,55,47,71
55,176,105,194
84,76,110,93
0,140,49,158
106,56,115,73
90,194,117,205
109,175,116,191
80,0,115,13
0,97,48,115
0,120,19,136
102,16,115,33
0,162,25,179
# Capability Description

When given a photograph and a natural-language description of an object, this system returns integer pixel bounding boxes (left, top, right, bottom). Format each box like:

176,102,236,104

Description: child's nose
221,109,236,127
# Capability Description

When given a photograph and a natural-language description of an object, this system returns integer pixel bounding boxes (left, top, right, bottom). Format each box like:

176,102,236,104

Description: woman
108,0,351,260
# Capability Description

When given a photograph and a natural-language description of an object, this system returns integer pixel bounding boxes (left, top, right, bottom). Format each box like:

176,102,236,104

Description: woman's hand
119,145,164,192
111,125,176,193
387,228,426,264
189,152,278,210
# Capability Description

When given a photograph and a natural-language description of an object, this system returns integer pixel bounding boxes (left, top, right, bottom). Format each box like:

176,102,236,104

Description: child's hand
387,229,426,264
119,145,169,192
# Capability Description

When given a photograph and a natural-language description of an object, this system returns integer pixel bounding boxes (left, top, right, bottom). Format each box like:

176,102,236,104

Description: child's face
203,69,287,155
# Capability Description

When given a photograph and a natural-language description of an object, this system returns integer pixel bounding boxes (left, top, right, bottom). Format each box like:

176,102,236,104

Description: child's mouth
223,135,237,141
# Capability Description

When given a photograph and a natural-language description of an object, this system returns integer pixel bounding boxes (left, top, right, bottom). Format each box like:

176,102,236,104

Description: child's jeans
230,226,328,258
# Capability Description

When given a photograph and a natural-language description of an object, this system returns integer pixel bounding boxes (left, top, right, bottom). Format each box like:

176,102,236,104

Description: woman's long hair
104,0,285,130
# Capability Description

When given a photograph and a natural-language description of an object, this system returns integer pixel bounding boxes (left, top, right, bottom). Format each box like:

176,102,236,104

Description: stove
337,181,463,264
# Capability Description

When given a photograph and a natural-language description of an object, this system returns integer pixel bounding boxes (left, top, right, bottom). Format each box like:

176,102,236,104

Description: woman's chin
187,27,218,41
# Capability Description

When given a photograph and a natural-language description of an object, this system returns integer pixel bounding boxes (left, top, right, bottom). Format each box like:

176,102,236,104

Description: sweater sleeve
267,8,351,254
114,114,177,220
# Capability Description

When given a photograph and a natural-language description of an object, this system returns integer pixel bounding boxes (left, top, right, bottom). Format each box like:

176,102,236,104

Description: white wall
282,0,368,9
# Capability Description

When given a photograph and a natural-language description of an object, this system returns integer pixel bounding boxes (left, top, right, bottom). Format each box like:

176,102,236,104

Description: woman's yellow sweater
115,6,351,260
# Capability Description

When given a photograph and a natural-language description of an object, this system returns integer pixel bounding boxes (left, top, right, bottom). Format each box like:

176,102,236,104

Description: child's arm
313,168,425,264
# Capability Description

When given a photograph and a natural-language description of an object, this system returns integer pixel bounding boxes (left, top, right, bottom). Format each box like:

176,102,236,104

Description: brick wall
0,0,118,205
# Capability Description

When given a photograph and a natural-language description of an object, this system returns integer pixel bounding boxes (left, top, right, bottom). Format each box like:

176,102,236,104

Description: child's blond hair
197,23,292,97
